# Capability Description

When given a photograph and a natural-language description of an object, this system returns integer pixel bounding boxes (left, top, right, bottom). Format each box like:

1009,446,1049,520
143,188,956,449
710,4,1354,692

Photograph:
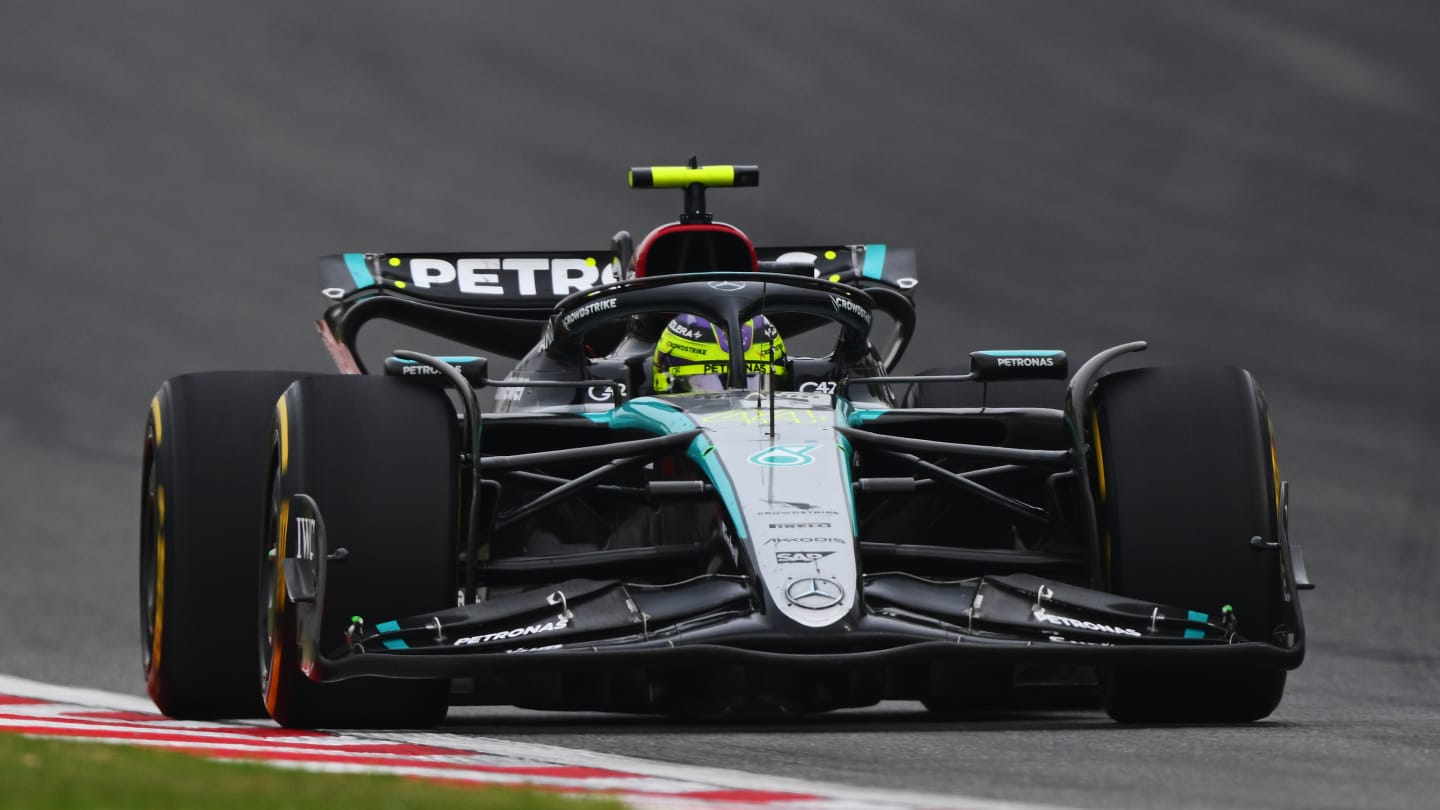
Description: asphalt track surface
3,3,1438,808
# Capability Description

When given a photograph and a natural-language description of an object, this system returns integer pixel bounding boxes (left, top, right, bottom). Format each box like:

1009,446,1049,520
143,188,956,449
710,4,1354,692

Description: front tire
141,371,312,719
1091,365,1288,723
260,375,458,729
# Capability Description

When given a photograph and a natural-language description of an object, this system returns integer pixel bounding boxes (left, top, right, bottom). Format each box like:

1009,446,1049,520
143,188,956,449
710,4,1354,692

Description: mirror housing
384,354,490,387
969,350,1067,382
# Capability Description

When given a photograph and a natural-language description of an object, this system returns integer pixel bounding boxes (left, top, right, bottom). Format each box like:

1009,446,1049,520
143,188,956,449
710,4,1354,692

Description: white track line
0,674,1081,810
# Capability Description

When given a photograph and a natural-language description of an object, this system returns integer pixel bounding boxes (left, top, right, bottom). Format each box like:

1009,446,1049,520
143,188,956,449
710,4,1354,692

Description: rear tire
260,375,458,729
141,371,312,719
1092,365,1287,723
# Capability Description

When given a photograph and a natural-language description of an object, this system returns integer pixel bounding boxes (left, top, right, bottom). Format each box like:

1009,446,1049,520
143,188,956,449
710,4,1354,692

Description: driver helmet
653,314,787,393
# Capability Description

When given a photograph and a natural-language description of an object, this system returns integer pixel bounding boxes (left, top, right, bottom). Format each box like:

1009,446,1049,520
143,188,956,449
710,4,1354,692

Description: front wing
286,500,1303,684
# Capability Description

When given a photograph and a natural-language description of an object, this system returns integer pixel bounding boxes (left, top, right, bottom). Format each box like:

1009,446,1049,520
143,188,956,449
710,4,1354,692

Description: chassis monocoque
140,164,1309,729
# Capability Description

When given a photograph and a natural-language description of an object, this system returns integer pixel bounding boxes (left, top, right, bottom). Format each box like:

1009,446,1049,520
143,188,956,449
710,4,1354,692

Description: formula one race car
140,162,1310,729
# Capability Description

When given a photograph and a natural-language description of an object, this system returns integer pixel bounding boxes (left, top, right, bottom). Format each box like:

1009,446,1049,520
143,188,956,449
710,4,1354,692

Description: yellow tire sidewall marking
1090,409,1112,584
1090,408,1107,504
147,394,165,673
266,391,292,713
149,395,163,446
276,394,290,476
150,483,166,673
265,495,290,713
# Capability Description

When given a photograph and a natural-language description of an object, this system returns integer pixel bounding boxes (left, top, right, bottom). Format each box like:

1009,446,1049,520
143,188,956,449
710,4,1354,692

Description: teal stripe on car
589,398,748,540
375,620,409,650
389,356,481,365
833,398,868,533
835,434,860,536
975,350,1064,357
343,253,376,289
861,243,887,279
847,408,887,425
1184,609,1209,639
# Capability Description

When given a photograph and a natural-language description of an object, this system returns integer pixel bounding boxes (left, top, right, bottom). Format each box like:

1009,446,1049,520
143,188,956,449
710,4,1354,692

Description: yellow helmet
653,314,787,393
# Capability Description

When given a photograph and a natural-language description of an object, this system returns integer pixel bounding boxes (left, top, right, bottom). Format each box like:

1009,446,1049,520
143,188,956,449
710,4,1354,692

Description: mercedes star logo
785,578,845,610
707,280,747,292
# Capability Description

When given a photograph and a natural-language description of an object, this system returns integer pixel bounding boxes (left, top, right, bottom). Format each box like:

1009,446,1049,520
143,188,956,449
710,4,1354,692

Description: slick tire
261,375,457,729
1092,365,1288,723
141,371,314,719
904,366,1065,409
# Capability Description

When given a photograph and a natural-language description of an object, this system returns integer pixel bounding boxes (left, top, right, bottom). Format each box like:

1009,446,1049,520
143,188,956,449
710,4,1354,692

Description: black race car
140,162,1310,729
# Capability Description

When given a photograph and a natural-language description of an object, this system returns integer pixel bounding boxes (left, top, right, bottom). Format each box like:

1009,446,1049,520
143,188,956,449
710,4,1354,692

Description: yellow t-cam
628,164,759,189
628,162,759,224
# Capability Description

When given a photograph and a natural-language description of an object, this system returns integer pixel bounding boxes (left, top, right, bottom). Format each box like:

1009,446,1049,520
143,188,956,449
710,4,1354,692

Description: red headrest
631,222,758,278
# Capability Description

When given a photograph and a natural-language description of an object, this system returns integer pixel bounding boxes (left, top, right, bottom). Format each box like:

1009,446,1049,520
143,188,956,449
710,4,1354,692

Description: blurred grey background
2,2,1438,808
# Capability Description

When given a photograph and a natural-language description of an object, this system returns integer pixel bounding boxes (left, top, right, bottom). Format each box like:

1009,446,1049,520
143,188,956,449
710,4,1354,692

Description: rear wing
319,244,916,310
317,245,917,365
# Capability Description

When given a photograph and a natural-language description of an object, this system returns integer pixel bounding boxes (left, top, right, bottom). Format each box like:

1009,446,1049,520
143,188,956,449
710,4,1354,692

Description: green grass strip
0,732,627,810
